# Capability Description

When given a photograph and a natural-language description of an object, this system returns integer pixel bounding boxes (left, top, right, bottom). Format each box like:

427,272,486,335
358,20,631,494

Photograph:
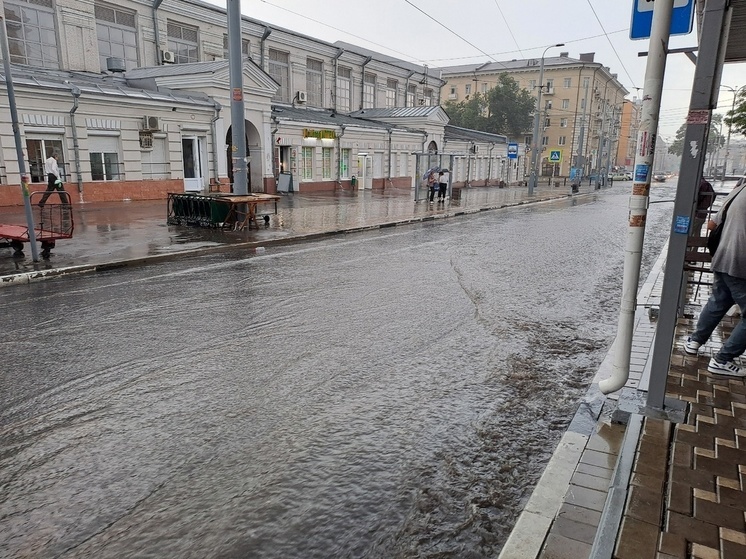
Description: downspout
466,142,474,186
332,48,344,112
486,142,495,186
260,26,271,71
67,83,83,193
211,100,222,188
360,56,372,110
404,71,415,107
271,116,279,177
152,0,164,65
336,124,346,189
387,128,393,188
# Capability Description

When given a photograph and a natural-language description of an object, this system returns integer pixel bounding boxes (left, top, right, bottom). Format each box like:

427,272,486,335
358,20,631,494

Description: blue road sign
507,143,518,159
630,0,695,40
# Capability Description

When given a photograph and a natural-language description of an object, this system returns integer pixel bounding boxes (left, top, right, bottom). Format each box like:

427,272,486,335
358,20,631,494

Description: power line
492,0,524,57
584,0,638,89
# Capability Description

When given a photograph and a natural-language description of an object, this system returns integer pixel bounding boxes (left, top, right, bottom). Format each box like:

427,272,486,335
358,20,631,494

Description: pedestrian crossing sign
549,150,562,163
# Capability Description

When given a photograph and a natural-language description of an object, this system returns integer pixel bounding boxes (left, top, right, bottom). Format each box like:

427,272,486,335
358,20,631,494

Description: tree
667,113,724,157
442,74,534,137
725,90,746,135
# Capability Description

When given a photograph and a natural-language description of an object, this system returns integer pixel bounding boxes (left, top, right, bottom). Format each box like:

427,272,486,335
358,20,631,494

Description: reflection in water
0,186,675,558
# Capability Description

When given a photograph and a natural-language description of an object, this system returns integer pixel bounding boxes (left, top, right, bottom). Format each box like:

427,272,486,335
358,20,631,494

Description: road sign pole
601,0,674,395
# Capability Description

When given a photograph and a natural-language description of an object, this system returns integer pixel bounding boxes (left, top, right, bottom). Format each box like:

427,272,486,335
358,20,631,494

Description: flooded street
0,186,675,558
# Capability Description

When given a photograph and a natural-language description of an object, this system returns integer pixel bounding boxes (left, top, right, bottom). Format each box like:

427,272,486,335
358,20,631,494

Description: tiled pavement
502,247,746,559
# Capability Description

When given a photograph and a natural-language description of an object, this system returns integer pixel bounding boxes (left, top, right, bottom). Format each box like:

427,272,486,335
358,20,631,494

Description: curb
1,191,583,287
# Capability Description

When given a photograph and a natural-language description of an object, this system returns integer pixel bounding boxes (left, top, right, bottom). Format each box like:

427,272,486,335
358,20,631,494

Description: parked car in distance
653,173,667,182
608,172,632,181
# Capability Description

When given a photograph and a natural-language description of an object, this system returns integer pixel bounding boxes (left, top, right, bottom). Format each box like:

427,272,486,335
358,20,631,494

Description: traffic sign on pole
507,143,518,159
630,0,695,40
549,150,562,163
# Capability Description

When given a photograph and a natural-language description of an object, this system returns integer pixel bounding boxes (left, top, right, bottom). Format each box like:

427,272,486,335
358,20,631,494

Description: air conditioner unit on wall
161,50,175,64
143,116,160,130
297,91,307,103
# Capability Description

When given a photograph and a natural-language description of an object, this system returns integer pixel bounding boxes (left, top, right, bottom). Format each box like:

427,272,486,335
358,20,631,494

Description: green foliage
442,74,534,137
667,113,724,157
725,90,746,135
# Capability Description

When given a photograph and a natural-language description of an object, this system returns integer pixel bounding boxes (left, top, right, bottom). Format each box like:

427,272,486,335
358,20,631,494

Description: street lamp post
528,43,564,195
720,85,746,185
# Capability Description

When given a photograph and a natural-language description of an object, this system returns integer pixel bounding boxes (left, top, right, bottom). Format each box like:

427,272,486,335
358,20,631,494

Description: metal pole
599,0,674,395
227,0,248,195
720,85,744,186
529,43,564,195
0,15,39,261
645,0,731,408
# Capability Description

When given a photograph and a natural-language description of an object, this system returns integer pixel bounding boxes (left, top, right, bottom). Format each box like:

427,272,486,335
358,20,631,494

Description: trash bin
351,175,357,188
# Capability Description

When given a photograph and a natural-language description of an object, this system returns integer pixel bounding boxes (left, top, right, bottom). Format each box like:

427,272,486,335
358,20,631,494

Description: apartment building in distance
0,0,516,206
438,52,629,178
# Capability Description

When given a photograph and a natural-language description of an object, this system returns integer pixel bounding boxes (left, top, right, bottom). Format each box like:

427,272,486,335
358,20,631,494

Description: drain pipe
486,143,495,186
332,48,344,111
67,83,83,193
211,99,222,188
387,128,393,188
359,56,372,110
152,0,164,65
260,25,271,71
336,124,347,189
404,71,415,106
271,116,279,177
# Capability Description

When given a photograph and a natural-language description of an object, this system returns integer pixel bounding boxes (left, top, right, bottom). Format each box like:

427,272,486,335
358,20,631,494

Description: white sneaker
684,336,701,355
707,358,745,377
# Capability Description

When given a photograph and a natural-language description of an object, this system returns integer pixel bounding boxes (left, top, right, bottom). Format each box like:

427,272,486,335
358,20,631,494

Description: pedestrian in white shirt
39,151,69,206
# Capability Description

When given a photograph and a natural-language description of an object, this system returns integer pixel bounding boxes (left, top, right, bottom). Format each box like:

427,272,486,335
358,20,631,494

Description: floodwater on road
0,186,676,558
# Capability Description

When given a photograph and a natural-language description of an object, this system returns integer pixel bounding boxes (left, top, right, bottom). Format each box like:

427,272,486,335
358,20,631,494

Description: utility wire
584,0,638,89
492,0,524,57
401,0,505,66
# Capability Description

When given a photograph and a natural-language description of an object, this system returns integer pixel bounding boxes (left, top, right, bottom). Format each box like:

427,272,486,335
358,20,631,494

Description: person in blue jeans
684,181,746,377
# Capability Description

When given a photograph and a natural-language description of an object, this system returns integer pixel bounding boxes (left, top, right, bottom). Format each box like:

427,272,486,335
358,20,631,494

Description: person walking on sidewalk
38,151,70,206
684,181,746,377
437,170,448,202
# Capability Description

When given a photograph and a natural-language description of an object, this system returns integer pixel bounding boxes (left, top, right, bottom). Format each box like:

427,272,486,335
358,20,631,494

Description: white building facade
0,0,508,206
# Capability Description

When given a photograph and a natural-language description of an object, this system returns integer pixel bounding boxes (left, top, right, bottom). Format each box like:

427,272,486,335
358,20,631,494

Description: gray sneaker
707,358,745,377
684,336,701,355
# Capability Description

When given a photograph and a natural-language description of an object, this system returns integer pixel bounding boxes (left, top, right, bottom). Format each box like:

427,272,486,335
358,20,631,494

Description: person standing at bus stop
39,151,69,206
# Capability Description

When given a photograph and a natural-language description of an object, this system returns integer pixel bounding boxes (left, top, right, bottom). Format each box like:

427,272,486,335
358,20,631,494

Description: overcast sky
206,0,746,142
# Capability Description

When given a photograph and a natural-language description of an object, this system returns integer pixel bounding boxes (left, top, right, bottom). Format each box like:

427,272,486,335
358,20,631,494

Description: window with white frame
465,84,472,96
4,0,59,68
386,79,397,108
481,82,488,93
558,136,567,146
269,48,290,103
95,2,138,71
544,117,551,128
167,20,198,63
89,136,121,181
541,136,549,146
583,77,590,88
562,99,570,109
337,66,351,112
423,88,433,106
302,147,314,180
564,77,572,88
322,147,332,179
363,73,376,108
340,148,350,179
545,79,554,92
529,79,536,90
141,136,169,179
222,34,250,59
545,100,552,110
306,58,323,107
407,84,416,107
560,118,568,127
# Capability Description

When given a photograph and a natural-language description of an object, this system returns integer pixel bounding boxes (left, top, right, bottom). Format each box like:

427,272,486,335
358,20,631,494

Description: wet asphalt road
0,185,675,558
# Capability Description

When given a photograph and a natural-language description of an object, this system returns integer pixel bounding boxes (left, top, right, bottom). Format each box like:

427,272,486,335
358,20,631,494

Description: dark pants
429,185,436,201
438,183,447,199
39,173,69,205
